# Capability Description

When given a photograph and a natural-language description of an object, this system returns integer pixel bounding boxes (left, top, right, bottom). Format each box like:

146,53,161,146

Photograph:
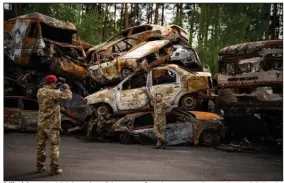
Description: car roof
119,40,170,59
5,12,77,31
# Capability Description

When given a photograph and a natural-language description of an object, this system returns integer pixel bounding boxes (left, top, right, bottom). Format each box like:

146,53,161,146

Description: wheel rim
202,131,214,146
122,69,133,78
97,105,108,116
182,96,196,109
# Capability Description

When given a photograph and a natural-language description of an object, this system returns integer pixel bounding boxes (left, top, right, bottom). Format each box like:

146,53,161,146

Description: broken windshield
41,22,77,43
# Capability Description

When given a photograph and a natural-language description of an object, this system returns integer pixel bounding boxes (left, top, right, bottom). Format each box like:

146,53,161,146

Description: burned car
90,24,189,53
110,109,225,146
216,40,283,143
85,64,214,116
88,40,174,85
4,13,92,97
4,96,92,133
170,44,204,71
216,40,283,110
86,37,144,64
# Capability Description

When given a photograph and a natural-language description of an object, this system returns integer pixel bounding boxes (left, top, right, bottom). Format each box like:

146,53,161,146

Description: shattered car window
152,69,176,85
122,72,147,90
226,63,235,75
131,25,152,34
28,22,38,38
41,22,76,43
133,113,154,128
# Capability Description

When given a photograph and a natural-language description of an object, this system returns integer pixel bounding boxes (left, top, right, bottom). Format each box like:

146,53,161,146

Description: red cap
45,75,57,83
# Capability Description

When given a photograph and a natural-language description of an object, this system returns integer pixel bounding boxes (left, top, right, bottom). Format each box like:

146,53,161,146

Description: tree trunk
114,4,117,32
147,4,150,24
176,4,180,24
271,3,277,39
189,4,195,47
150,4,153,24
154,3,159,24
179,3,183,26
124,3,129,29
120,4,124,31
161,4,165,25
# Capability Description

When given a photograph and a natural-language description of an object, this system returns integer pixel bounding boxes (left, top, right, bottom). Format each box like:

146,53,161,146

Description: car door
149,67,181,105
21,99,39,131
164,112,193,145
98,50,120,81
4,98,22,130
116,72,149,111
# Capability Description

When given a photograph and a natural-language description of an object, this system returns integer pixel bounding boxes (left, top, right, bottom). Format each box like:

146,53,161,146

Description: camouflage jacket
144,89,172,120
37,85,72,130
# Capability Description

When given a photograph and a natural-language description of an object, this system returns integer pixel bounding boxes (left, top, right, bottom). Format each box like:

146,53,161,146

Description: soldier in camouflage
36,75,72,175
143,88,172,149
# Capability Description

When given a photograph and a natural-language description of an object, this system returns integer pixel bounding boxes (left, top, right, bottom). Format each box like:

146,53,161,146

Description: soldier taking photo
36,75,72,175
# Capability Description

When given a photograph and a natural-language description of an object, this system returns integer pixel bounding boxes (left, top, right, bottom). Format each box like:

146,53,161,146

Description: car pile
4,13,225,147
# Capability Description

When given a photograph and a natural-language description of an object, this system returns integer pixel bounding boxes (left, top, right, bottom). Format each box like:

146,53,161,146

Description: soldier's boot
49,168,63,175
36,166,46,173
153,138,162,149
161,140,168,149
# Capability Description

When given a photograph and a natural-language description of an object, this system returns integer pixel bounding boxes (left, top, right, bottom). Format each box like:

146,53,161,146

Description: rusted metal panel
50,56,89,79
219,40,283,56
7,12,77,31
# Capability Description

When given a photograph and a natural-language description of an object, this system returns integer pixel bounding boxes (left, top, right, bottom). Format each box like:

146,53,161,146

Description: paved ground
4,133,283,181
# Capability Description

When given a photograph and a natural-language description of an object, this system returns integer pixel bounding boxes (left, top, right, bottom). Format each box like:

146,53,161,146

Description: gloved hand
61,83,70,90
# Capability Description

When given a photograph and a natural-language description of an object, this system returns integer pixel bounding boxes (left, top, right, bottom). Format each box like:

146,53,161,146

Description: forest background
4,3,283,73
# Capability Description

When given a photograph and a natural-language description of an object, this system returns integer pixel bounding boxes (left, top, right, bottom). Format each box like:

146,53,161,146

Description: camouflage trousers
153,117,166,146
36,128,60,170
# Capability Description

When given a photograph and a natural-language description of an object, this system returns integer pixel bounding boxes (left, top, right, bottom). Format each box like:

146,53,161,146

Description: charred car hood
119,40,170,59
85,87,115,105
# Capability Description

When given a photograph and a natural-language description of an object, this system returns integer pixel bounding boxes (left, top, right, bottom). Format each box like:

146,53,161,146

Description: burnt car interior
41,22,76,44
122,72,147,90
152,69,176,85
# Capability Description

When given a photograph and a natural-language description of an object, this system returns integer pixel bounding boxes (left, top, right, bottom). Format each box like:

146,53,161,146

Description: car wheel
121,68,134,79
61,121,75,135
119,132,133,145
180,94,200,110
96,103,112,117
200,130,218,146
24,84,37,98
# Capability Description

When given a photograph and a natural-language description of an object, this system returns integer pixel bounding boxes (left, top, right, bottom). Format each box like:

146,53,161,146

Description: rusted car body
72,39,94,52
90,24,189,53
88,40,174,85
4,96,92,133
85,64,214,116
4,13,94,97
4,13,89,78
171,44,203,71
86,37,145,63
216,40,283,111
110,109,225,146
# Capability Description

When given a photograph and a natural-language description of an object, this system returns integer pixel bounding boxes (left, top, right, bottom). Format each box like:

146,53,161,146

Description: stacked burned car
4,13,225,146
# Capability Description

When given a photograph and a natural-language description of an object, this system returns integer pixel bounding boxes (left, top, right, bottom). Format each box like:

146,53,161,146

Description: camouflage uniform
36,85,72,171
144,90,172,147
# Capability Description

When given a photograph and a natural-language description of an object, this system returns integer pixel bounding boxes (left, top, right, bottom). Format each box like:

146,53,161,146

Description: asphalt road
4,133,283,181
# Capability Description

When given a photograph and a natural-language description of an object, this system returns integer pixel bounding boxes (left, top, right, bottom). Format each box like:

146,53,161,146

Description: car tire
200,130,219,146
121,68,134,79
24,84,37,98
180,94,200,110
119,132,133,145
96,103,112,117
